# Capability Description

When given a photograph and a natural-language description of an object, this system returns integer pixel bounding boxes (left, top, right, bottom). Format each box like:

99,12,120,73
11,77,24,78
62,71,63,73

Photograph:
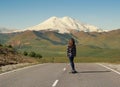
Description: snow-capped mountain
26,16,103,33
0,27,17,33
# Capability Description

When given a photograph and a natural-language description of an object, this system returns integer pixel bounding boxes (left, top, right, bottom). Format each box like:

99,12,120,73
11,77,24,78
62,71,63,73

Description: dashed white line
52,80,59,87
97,63,120,75
52,66,67,87
63,68,66,71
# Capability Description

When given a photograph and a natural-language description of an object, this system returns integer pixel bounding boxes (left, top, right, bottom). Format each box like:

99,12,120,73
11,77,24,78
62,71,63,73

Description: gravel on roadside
0,63,36,73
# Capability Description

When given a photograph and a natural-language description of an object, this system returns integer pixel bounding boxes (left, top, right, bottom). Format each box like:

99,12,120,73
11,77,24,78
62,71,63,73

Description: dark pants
69,56,75,70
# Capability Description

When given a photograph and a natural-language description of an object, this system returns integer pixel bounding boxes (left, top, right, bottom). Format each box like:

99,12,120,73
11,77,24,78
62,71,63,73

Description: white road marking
63,68,66,71
52,80,59,87
0,64,43,76
97,63,120,75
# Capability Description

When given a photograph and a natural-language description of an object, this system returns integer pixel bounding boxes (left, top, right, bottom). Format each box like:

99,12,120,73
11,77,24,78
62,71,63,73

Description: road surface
0,63,120,87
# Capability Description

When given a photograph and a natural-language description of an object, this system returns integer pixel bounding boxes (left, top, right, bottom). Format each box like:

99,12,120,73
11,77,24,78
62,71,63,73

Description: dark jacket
67,45,76,57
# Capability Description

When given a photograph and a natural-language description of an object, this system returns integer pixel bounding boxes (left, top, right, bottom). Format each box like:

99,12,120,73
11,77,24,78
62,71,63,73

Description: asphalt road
0,63,120,87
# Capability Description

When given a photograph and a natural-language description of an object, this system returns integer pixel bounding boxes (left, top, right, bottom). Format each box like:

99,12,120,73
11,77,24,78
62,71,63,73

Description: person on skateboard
67,38,77,73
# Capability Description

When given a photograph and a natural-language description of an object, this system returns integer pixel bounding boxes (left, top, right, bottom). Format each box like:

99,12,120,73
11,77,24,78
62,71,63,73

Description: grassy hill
0,45,38,66
0,33,11,44
0,32,20,44
71,29,120,49
0,29,119,62
5,29,120,49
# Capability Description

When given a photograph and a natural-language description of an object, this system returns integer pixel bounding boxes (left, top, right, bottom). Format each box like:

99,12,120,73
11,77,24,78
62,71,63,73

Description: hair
68,38,75,47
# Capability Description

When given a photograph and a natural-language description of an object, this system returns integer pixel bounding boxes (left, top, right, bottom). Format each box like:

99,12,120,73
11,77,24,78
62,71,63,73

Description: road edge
0,63,43,76
97,63,120,75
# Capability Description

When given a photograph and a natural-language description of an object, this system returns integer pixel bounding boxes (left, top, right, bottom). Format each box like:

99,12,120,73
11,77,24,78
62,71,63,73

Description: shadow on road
77,70,111,74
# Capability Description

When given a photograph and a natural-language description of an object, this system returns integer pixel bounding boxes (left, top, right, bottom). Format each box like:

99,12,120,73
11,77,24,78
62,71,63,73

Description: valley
0,16,120,63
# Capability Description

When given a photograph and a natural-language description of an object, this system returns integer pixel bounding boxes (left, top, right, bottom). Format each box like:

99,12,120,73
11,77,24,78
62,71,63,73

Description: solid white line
52,80,59,87
63,68,66,71
97,63,120,75
0,64,43,76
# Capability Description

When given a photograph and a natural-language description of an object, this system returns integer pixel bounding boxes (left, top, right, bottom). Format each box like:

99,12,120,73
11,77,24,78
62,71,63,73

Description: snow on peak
26,16,102,33
0,27,17,33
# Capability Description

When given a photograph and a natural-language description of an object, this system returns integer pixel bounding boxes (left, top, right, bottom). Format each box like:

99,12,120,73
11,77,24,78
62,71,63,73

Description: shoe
71,70,77,73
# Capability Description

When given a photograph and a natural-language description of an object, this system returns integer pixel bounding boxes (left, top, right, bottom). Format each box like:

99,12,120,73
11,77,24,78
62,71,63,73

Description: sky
0,0,120,30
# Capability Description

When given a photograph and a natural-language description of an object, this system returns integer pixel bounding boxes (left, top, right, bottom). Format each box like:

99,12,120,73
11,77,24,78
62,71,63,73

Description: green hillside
71,29,120,49
21,45,120,58
0,32,19,44
0,33,10,44
0,45,38,66
0,29,119,62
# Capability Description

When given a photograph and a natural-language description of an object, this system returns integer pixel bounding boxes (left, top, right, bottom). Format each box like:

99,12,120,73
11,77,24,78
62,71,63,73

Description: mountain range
6,28,120,48
0,27,16,33
1,17,104,33
0,16,120,57
25,16,103,33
